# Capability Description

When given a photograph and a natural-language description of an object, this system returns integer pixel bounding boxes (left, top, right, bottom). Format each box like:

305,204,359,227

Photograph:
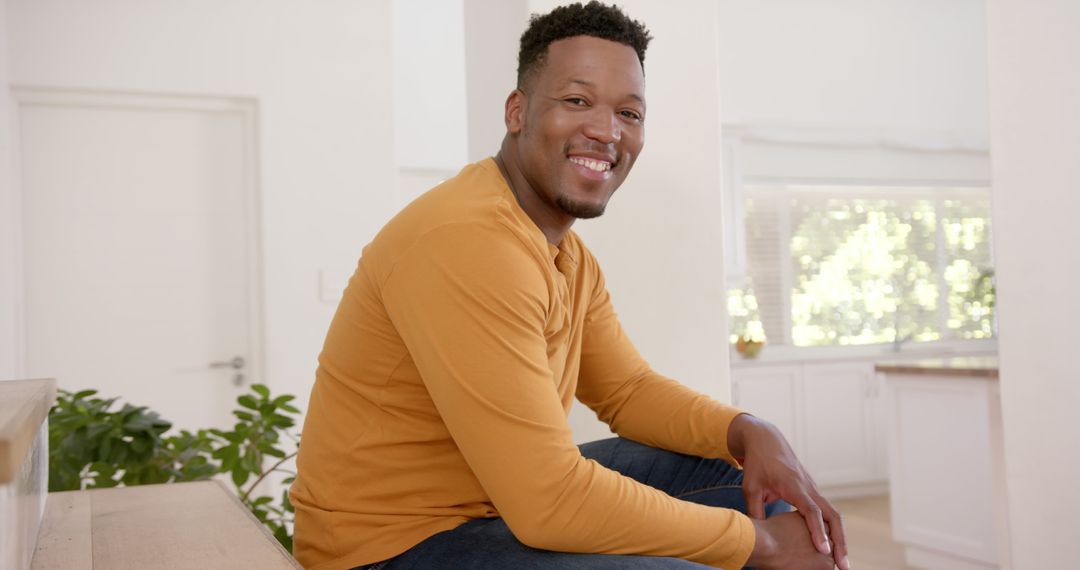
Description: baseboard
819,480,889,500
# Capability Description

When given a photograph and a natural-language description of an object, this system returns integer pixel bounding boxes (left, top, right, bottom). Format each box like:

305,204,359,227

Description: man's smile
568,154,615,180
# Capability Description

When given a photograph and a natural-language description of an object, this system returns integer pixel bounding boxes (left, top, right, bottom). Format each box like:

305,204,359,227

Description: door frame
9,86,266,391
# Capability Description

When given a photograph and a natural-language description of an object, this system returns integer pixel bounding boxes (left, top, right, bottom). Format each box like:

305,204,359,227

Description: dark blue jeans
366,437,790,569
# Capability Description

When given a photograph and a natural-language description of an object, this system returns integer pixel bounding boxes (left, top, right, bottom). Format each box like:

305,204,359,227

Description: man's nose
582,108,621,144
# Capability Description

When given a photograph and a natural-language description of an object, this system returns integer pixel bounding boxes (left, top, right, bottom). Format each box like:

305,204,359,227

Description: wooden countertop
874,356,999,379
32,480,301,569
0,378,57,483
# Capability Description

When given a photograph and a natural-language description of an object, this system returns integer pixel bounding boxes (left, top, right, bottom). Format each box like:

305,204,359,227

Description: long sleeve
381,222,754,569
575,252,747,464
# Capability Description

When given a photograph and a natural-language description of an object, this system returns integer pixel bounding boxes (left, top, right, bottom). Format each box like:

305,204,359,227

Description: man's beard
556,194,607,219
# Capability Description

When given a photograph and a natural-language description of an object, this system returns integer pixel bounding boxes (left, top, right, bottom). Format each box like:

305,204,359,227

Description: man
291,3,848,569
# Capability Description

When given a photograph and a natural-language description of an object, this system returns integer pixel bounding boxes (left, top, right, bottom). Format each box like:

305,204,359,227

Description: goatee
556,195,607,219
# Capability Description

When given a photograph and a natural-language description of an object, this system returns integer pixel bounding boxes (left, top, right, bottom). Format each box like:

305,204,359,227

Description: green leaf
99,436,113,460
130,438,148,453
261,447,286,459
268,415,295,429
237,395,259,410
273,526,293,553
251,384,271,399
251,507,270,522
271,394,296,407
251,496,273,507
72,389,99,400
231,466,250,488
242,448,259,473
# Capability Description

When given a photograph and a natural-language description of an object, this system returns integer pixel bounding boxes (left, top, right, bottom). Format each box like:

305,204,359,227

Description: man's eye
564,97,588,106
620,110,643,121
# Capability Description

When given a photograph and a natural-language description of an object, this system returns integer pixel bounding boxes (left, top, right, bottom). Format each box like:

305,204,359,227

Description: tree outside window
728,186,995,348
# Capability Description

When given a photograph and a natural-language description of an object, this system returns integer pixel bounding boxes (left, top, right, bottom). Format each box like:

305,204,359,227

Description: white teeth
570,157,611,172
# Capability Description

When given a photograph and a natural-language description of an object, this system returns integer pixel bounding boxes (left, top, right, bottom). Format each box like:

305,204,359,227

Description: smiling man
291,3,847,569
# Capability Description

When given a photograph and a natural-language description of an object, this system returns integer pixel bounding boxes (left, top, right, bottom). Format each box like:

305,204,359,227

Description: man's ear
505,89,526,135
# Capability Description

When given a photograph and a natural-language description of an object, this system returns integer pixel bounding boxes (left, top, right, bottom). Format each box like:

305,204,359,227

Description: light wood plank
833,494,917,570
34,481,299,569
88,481,299,569
31,491,93,570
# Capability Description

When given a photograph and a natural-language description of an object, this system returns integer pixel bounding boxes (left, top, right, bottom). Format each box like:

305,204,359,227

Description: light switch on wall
319,268,351,304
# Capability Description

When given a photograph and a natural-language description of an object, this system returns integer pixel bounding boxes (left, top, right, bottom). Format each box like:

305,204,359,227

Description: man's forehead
539,37,645,98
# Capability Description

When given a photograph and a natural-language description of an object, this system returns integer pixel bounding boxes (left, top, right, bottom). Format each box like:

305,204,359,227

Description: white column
0,0,19,380
987,0,1080,567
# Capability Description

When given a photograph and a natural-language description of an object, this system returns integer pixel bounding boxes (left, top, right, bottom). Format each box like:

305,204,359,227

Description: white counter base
879,361,1011,570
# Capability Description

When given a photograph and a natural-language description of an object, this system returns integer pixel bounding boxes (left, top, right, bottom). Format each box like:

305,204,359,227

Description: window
728,184,995,347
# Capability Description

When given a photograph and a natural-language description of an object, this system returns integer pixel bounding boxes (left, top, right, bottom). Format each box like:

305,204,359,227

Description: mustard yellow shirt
291,158,755,569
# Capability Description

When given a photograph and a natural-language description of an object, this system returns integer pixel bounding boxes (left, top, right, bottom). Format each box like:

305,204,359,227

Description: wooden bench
32,480,301,569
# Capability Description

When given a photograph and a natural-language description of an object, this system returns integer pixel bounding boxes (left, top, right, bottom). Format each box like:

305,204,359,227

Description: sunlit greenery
728,285,765,343
942,199,995,339
729,187,995,348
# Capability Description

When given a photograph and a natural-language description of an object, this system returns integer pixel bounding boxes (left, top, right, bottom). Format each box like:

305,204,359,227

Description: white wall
987,0,1080,566
717,0,989,138
393,0,467,171
5,0,398,411
0,0,18,380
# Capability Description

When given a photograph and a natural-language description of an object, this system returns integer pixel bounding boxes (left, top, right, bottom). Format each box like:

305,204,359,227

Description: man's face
508,35,646,220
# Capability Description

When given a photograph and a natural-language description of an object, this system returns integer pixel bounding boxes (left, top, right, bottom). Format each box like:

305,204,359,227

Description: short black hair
517,1,652,89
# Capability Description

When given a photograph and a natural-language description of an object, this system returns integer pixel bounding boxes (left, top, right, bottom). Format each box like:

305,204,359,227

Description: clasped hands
728,414,850,570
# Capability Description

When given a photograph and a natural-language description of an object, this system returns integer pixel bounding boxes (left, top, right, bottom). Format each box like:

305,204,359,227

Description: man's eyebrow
562,78,646,105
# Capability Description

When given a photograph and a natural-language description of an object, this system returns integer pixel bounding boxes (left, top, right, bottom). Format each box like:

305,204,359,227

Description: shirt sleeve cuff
713,407,750,468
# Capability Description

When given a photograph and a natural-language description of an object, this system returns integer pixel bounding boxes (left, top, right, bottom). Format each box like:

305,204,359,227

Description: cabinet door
800,363,878,486
731,366,801,454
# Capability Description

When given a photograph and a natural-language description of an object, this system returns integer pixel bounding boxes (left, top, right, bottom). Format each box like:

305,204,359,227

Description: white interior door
17,90,260,431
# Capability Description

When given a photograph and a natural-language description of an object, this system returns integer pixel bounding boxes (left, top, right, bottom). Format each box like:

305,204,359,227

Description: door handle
210,356,245,370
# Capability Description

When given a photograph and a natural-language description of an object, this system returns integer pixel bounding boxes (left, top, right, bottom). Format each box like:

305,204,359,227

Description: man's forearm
586,373,748,462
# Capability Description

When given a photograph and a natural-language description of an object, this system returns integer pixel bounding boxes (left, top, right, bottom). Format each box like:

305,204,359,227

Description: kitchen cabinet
876,358,1008,570
731,361,887,493
802,363,880,485
730,364,800,447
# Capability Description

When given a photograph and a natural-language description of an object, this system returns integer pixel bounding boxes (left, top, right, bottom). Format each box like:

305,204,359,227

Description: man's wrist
727,412,762,460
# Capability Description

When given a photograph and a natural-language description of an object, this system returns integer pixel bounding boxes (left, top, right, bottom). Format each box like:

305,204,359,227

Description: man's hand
747,512,836,570
728,414,849,570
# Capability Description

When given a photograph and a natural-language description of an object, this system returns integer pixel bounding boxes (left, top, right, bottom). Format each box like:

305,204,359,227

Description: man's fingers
820,498,849,570
791,493,830,555
744,485,766,520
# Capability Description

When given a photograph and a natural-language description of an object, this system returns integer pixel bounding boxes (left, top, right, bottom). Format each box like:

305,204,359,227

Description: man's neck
494,145,573,246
